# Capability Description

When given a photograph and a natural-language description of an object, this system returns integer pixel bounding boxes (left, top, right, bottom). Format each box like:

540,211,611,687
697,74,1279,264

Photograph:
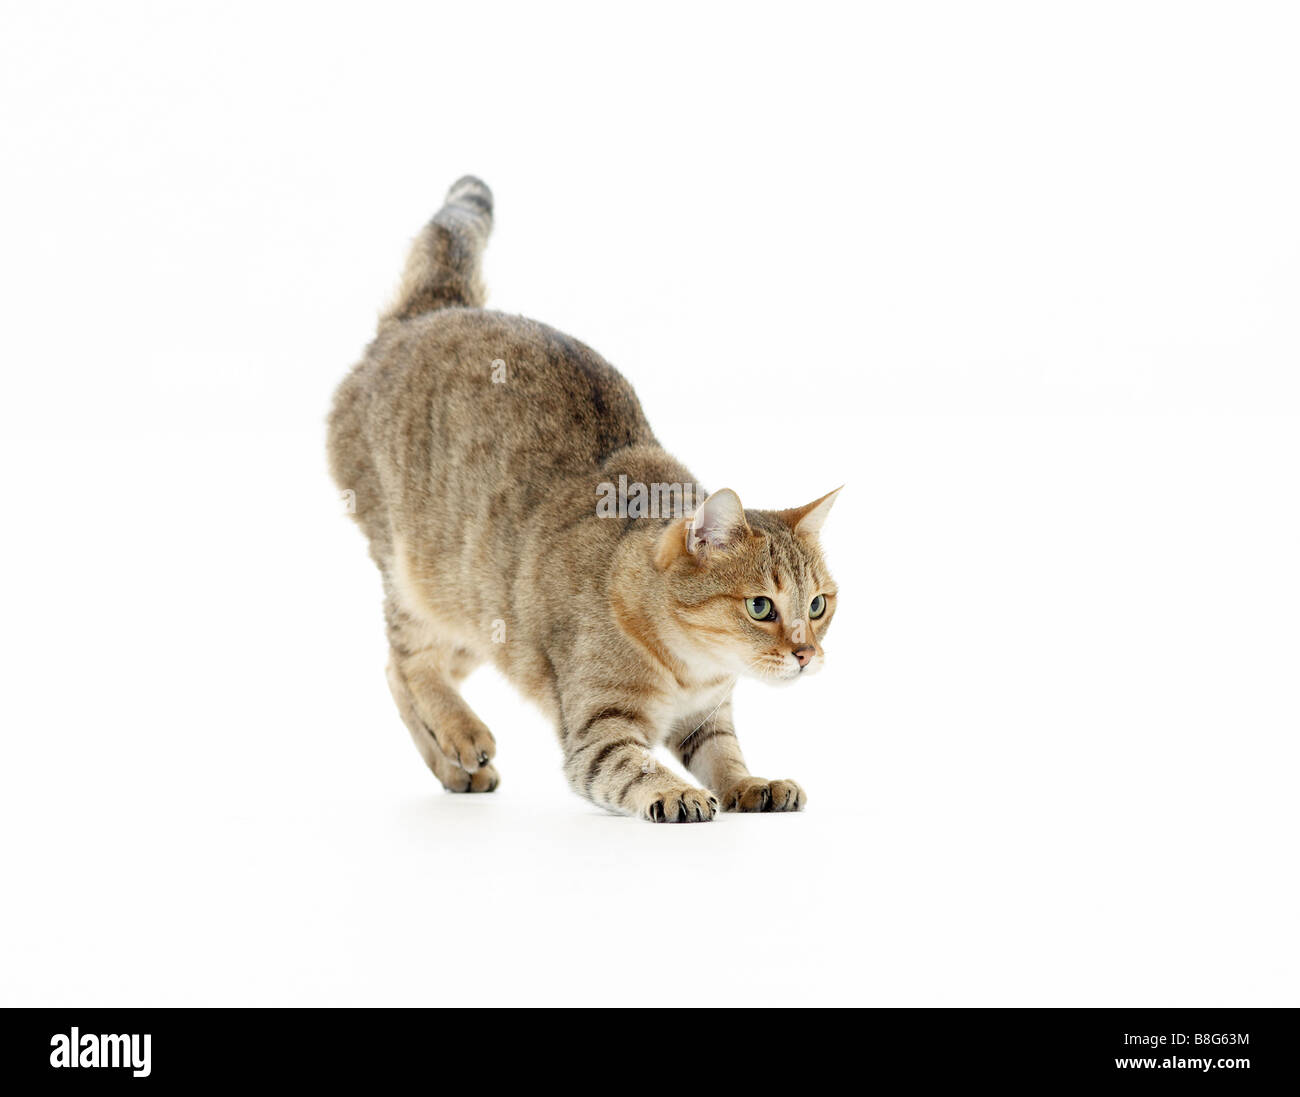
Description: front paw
645,786,719,823
721,778,805,813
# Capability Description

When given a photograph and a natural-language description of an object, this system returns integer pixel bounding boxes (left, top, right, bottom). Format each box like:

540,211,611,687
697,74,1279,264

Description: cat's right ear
687,488,749,556
654,489,749,569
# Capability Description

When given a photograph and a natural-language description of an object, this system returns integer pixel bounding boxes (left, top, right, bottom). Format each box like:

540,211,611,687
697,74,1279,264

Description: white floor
2,418,1296,1007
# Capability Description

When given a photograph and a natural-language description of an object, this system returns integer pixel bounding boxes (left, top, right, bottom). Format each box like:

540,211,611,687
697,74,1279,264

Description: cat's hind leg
386,661,498,793
385,596,498,792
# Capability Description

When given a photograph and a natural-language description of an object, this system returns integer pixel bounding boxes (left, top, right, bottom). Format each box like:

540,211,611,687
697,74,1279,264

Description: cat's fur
327,176,840,822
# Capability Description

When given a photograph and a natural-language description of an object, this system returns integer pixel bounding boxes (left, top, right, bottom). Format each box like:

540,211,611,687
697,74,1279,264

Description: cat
327,177,840,822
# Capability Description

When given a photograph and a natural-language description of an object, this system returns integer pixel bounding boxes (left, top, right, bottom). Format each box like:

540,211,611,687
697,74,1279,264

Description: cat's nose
792,645,815,669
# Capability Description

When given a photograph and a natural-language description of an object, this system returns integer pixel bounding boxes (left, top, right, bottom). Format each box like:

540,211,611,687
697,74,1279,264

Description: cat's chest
661,676,734,731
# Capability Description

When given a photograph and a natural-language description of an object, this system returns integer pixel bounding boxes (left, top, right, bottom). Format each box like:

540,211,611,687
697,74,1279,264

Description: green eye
809,594,827,619
745,596,776,621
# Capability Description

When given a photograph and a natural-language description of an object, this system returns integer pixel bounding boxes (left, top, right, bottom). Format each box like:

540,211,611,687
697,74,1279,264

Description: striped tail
380,175,493,325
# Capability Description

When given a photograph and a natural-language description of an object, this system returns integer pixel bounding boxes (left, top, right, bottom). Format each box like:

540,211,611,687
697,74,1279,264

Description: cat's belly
390,533,494,659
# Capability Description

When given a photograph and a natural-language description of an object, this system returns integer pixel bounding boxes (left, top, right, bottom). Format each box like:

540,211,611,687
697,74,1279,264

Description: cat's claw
645,788,718,823
721,778,805,813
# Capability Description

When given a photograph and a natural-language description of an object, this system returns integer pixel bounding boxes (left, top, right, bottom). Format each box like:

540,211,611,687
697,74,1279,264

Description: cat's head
654,487,841,683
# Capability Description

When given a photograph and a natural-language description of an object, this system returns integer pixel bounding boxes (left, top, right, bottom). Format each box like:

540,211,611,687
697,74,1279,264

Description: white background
2,2,1297,1006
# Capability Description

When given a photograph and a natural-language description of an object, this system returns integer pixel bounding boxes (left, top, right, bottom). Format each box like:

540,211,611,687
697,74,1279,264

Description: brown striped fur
327,177,840,822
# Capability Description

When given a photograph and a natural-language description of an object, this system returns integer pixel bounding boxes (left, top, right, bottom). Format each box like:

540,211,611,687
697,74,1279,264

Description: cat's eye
809,594,827,619
745,596,777,622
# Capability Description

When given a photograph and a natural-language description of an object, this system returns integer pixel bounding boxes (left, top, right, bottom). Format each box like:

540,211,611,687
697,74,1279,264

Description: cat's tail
379,176,493,326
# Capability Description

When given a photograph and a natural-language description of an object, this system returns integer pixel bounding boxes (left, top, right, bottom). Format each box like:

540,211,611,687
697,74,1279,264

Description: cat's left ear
781,486,843,537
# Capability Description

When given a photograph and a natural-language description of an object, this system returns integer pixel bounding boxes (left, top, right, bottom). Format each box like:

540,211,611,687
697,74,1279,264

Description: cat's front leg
671,700,806,813
564,709,718,823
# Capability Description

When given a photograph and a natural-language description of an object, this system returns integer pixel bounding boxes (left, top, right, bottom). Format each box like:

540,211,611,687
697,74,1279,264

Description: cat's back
359,308,657,477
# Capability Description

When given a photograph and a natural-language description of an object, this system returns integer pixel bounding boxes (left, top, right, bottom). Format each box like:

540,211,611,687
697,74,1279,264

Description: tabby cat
327,177,840,822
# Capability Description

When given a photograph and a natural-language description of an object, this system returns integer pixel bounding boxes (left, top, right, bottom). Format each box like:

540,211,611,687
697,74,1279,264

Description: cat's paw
720,778,805,813
441,763,500,794
644,786,719,823
434,724,496,773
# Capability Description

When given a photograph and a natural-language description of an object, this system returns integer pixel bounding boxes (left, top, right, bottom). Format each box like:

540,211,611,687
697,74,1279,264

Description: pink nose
793,645,815,668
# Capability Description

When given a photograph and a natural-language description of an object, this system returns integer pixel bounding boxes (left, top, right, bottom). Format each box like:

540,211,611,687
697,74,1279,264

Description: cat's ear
687,488,749,555
781,486,843,537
